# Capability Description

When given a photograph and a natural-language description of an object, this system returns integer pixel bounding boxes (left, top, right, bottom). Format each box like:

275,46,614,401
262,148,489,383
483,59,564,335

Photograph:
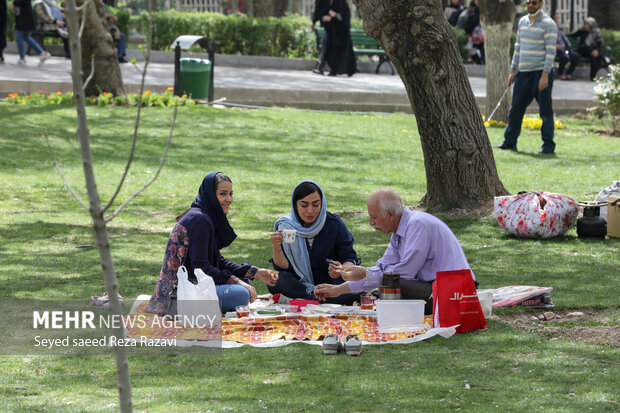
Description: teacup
281,229,297,244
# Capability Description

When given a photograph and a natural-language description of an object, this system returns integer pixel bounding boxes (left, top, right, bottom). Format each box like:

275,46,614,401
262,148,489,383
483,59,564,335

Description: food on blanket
270,270,279,281
257,306,284,315
235,305,250,318
278,304,299,313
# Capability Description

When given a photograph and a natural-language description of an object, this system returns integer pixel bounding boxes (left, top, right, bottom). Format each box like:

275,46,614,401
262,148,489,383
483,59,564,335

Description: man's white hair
378,191,404,217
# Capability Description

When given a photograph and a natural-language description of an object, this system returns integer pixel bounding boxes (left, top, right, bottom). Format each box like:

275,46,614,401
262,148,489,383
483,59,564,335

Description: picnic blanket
124,296,456,348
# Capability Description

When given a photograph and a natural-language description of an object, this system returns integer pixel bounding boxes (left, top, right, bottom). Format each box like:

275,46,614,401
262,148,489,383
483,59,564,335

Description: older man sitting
314,189,477,314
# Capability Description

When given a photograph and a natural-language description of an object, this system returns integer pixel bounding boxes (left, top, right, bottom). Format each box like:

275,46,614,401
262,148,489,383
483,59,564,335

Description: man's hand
106,13,118,23
314,283,350,301
255,269,278,287
539,72,549,91
506,70,516,87
340,265,366,281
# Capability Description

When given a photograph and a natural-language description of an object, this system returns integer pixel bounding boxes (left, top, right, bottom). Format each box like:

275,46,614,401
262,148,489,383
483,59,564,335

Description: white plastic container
376,299,425,332
477,290,493,319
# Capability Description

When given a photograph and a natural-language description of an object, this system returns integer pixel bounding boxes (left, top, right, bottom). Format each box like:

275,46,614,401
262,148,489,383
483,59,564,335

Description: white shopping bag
176,266,221,328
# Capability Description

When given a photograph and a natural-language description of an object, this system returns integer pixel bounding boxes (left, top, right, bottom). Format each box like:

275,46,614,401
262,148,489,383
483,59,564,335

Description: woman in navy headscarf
148,172,275,315
269,180,360,305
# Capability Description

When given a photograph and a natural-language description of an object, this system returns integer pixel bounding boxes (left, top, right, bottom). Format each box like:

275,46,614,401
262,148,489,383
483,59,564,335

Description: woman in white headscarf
269,180,360,305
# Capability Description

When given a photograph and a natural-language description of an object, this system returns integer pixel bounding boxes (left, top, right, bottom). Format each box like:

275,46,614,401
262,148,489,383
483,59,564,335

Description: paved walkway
0,49,597,114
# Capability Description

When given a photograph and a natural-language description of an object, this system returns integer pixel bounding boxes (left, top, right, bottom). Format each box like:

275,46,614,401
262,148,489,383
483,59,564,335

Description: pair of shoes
321,333,362,355
14,58,27,66
327,72,337,77
118,57,128,63
538,149,555,155
57,27,69,39
493,144,517,151
38,51,51,66
312,68,324,75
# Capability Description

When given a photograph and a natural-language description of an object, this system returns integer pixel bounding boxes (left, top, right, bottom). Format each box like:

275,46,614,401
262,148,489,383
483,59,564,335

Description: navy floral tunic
147,208,250,315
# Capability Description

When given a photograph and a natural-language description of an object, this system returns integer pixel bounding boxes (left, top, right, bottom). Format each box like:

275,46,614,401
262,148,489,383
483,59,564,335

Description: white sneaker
14,58,27,66
57,27,69,39
38,51,52,66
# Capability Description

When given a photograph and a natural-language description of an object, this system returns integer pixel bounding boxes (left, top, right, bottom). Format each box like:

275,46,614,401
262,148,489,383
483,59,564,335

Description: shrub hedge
133,11,316,58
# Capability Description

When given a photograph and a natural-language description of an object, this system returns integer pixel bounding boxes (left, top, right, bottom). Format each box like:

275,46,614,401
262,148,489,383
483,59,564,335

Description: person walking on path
12,0,51,66
1,0,7,63
311,0,329,75
322,0,357,77
495,0,557,155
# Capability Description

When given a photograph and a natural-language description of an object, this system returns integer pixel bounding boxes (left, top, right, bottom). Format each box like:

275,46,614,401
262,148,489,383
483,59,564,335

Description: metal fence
544,0,588,31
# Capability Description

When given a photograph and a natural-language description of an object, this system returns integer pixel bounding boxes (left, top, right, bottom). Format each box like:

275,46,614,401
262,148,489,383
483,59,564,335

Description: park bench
27,12,68,57
316,27,396,75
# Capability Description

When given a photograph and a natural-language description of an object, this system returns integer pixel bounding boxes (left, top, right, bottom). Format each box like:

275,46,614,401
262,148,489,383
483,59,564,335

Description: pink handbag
494,191,578,239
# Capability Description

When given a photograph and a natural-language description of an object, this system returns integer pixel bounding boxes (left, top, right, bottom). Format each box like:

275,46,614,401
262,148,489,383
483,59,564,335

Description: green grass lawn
0,104,618,412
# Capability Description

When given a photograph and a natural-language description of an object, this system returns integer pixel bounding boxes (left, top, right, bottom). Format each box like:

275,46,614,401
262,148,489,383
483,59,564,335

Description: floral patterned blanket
124,298,444,347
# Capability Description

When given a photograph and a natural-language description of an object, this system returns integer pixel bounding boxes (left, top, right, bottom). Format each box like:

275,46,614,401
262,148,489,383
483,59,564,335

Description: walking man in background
495,0,557,155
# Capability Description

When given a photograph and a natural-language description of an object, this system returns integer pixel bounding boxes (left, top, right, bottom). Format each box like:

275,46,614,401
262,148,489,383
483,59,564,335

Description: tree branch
78,0,88,39
105,101,178,223
82,54,96,92
102,11,153,214
74,0,92,12
44,132,89,210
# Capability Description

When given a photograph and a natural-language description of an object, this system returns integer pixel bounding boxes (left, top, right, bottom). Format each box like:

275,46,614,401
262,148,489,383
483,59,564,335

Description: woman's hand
238,280,257,303
270,230,283,247
328,260,356,279
328,260,343,278
255,269,278,286
341,266,366,282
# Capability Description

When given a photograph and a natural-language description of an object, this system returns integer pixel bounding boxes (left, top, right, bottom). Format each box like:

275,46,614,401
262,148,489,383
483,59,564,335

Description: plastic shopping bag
432,269,486,334
494,191,578,239
176,266,221,328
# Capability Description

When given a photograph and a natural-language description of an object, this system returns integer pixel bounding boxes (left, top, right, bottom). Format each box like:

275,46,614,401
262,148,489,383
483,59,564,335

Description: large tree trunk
353,0,508,210
75,0,124,96
479,0,516,123
588,0,620,30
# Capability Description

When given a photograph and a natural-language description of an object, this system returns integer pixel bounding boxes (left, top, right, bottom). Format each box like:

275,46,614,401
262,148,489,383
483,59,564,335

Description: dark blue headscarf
191,172,237,249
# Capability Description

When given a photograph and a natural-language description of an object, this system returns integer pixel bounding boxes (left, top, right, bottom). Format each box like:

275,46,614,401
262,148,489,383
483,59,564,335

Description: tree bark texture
353,0,508,210
65,1,132,411
75,0,125,96
479,0,516,123
480,23,513,122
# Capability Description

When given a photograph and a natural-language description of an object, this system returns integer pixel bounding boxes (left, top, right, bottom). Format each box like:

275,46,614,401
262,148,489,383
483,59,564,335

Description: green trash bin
179,58,212,100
